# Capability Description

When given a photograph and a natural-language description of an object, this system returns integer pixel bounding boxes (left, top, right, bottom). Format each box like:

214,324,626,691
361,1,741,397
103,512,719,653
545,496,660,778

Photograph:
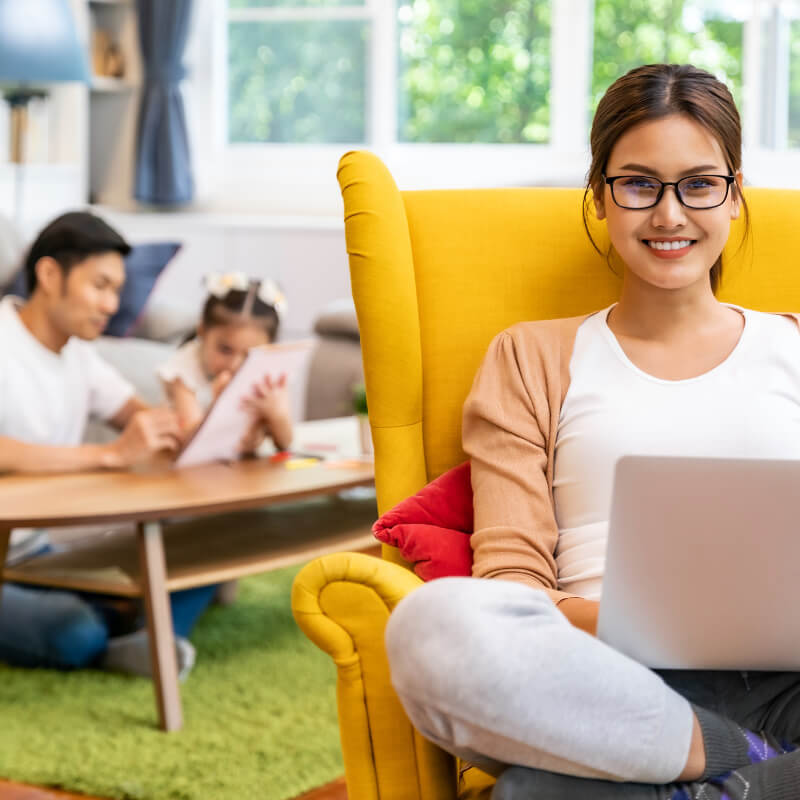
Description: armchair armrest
292,552,459,800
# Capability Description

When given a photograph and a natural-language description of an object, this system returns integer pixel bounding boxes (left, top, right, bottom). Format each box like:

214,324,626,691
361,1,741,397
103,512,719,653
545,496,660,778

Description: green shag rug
0,564,342,800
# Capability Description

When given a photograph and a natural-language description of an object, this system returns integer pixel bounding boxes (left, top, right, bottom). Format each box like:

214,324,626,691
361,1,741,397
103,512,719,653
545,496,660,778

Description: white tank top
553,305,800,600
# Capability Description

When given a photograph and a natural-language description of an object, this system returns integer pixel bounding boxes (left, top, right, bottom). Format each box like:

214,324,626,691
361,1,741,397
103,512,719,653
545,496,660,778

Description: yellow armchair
291,151,800,800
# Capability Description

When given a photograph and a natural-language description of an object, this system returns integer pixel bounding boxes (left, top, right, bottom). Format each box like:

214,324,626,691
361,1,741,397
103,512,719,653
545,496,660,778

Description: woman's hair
583,63,749,293
199,281,280,343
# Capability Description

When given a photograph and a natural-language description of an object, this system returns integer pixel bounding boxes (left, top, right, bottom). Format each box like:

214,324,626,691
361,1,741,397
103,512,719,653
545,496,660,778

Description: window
227,1,370,143
397,2,551,143
786,5,800,146
213,0,800,213
226,1,553,146
592,0,745,112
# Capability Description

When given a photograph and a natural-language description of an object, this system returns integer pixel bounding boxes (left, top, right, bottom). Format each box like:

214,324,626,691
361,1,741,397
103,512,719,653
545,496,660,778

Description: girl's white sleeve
156,340,203,392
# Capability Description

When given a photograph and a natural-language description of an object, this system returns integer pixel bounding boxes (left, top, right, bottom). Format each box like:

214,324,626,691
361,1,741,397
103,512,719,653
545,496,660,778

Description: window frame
190,0,800,215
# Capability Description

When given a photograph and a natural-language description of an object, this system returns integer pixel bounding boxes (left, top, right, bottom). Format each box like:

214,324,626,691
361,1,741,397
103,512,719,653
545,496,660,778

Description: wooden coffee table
0,417,375,732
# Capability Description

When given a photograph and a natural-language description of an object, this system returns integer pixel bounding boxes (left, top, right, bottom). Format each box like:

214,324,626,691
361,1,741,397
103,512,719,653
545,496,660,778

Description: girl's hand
239,373,293,453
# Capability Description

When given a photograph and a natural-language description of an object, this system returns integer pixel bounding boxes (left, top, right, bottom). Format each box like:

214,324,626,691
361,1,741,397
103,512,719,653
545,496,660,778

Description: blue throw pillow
2,241,181,338
105,242,181,336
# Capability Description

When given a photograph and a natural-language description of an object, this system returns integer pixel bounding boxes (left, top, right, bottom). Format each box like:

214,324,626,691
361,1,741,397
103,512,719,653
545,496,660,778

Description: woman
385,64,800,800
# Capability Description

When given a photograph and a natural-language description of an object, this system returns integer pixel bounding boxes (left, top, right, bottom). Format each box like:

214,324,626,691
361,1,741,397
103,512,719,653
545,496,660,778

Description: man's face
47,252,126,340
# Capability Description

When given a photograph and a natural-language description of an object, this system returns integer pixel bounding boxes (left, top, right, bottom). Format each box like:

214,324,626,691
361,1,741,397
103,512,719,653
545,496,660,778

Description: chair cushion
372,461,475,580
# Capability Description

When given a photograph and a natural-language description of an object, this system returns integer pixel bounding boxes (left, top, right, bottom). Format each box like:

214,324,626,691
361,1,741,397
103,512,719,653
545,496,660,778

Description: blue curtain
134,0,194,206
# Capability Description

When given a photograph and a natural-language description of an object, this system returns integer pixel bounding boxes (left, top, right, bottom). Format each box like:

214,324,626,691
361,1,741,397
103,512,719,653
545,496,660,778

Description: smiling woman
384,63,800,800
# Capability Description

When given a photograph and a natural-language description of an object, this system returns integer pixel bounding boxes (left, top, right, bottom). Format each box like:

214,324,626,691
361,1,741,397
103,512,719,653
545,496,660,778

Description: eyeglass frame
602,173,737,210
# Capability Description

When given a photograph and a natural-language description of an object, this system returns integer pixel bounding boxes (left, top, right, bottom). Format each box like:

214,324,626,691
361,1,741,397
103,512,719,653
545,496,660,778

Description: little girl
158,272,293,453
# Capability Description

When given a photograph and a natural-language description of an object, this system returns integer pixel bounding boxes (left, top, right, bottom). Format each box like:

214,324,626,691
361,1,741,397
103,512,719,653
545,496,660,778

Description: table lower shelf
3,492,378,597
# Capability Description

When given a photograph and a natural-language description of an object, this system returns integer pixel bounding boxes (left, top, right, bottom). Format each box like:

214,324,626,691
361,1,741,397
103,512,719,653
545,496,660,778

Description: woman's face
594,113,741,293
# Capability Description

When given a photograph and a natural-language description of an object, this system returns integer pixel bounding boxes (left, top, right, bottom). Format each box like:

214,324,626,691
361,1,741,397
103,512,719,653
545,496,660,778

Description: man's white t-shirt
553,304,800,601
0,296,135,562
0,296,134,446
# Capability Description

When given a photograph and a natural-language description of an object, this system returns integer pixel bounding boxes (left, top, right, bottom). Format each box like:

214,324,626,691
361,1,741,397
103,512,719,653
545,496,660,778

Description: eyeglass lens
612,176,729,209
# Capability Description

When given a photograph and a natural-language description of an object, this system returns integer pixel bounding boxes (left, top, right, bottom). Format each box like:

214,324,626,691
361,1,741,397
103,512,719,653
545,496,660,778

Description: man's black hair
24,211,131,293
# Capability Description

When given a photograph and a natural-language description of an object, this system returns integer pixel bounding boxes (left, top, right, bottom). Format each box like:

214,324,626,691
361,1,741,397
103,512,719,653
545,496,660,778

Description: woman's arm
557,597,599,635
463,327,593,630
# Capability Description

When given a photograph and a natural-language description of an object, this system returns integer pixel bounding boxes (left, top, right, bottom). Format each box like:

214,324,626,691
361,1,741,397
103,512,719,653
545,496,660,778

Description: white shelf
86,0,140,206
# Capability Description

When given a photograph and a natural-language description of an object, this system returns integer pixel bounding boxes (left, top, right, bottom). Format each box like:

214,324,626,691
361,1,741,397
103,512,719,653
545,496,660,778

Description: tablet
175,339,315,467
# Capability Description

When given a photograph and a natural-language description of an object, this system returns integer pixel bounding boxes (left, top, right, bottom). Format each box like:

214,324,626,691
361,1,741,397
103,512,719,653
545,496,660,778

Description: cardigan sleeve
462,328,577,605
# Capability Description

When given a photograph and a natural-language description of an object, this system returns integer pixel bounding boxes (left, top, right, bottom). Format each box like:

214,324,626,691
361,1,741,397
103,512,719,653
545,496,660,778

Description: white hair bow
204,271,249,298
256,278,288,316
203,272,287,317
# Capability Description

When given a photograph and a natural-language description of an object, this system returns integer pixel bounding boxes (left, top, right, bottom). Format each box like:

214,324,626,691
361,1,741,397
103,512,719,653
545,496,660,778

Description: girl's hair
199,281,280,342
583,63,749,293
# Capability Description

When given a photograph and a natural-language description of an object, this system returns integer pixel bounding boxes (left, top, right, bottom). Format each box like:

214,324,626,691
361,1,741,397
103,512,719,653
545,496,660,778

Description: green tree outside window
228,19,367,143
790,19,800,148
592,0,743,114
397,0,551,143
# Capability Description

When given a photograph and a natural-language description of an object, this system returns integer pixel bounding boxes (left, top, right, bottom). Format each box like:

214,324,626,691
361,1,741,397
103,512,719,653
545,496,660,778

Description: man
0,211,206,676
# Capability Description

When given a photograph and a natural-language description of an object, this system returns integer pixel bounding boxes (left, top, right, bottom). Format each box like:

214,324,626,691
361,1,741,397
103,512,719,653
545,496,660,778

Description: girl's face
594,113,741,293
198,321,272,379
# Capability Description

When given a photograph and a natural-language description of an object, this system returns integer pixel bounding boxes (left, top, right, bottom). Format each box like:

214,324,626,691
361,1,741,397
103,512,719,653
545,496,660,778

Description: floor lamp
0,0,90,226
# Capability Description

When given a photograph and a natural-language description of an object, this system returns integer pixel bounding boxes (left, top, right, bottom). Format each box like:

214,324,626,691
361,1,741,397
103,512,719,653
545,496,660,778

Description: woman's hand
557,597,600,636
239,373,293,453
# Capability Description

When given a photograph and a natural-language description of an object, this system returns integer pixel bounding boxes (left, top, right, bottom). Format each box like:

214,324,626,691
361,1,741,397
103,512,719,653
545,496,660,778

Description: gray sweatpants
385,577,800,783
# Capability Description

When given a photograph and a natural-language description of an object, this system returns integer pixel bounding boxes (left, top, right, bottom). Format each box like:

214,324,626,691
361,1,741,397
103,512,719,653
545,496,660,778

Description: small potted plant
352,382,372,456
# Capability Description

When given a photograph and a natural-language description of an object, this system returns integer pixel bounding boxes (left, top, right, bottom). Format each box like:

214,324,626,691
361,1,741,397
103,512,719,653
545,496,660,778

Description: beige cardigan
462,313,604,629
463,309,800,632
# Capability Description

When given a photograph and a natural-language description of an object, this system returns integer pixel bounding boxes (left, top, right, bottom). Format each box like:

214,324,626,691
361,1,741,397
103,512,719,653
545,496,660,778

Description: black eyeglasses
603,174,736,210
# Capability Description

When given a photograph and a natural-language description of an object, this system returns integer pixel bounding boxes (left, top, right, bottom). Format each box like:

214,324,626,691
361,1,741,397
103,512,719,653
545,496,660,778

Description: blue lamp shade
0,0,89,84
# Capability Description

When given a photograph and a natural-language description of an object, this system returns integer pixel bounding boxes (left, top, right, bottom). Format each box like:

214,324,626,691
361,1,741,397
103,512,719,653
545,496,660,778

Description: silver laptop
597,455,800,670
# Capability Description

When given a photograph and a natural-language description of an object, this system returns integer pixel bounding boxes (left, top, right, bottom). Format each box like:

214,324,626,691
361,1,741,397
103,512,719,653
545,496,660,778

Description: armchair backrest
338,150,800,519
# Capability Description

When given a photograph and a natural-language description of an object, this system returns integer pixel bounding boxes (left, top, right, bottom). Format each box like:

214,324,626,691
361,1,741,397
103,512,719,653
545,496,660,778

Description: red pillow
372,461,474,581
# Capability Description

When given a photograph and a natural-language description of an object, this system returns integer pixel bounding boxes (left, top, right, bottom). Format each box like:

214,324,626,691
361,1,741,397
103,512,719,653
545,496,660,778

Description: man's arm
0,408,182,475
107,396,148,430
0,436,123,474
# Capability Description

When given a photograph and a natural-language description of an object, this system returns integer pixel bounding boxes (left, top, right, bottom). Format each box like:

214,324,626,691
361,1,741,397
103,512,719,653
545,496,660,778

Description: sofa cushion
104,242,182,336
313,298,360,341
0,213,23,290
372,461,474,580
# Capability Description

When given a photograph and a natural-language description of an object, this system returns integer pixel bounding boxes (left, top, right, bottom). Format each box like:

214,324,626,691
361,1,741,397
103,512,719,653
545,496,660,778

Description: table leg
137,520,183,732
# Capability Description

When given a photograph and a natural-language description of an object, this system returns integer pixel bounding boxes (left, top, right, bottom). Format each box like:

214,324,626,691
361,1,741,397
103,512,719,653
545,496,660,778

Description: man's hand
105,408,183,468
